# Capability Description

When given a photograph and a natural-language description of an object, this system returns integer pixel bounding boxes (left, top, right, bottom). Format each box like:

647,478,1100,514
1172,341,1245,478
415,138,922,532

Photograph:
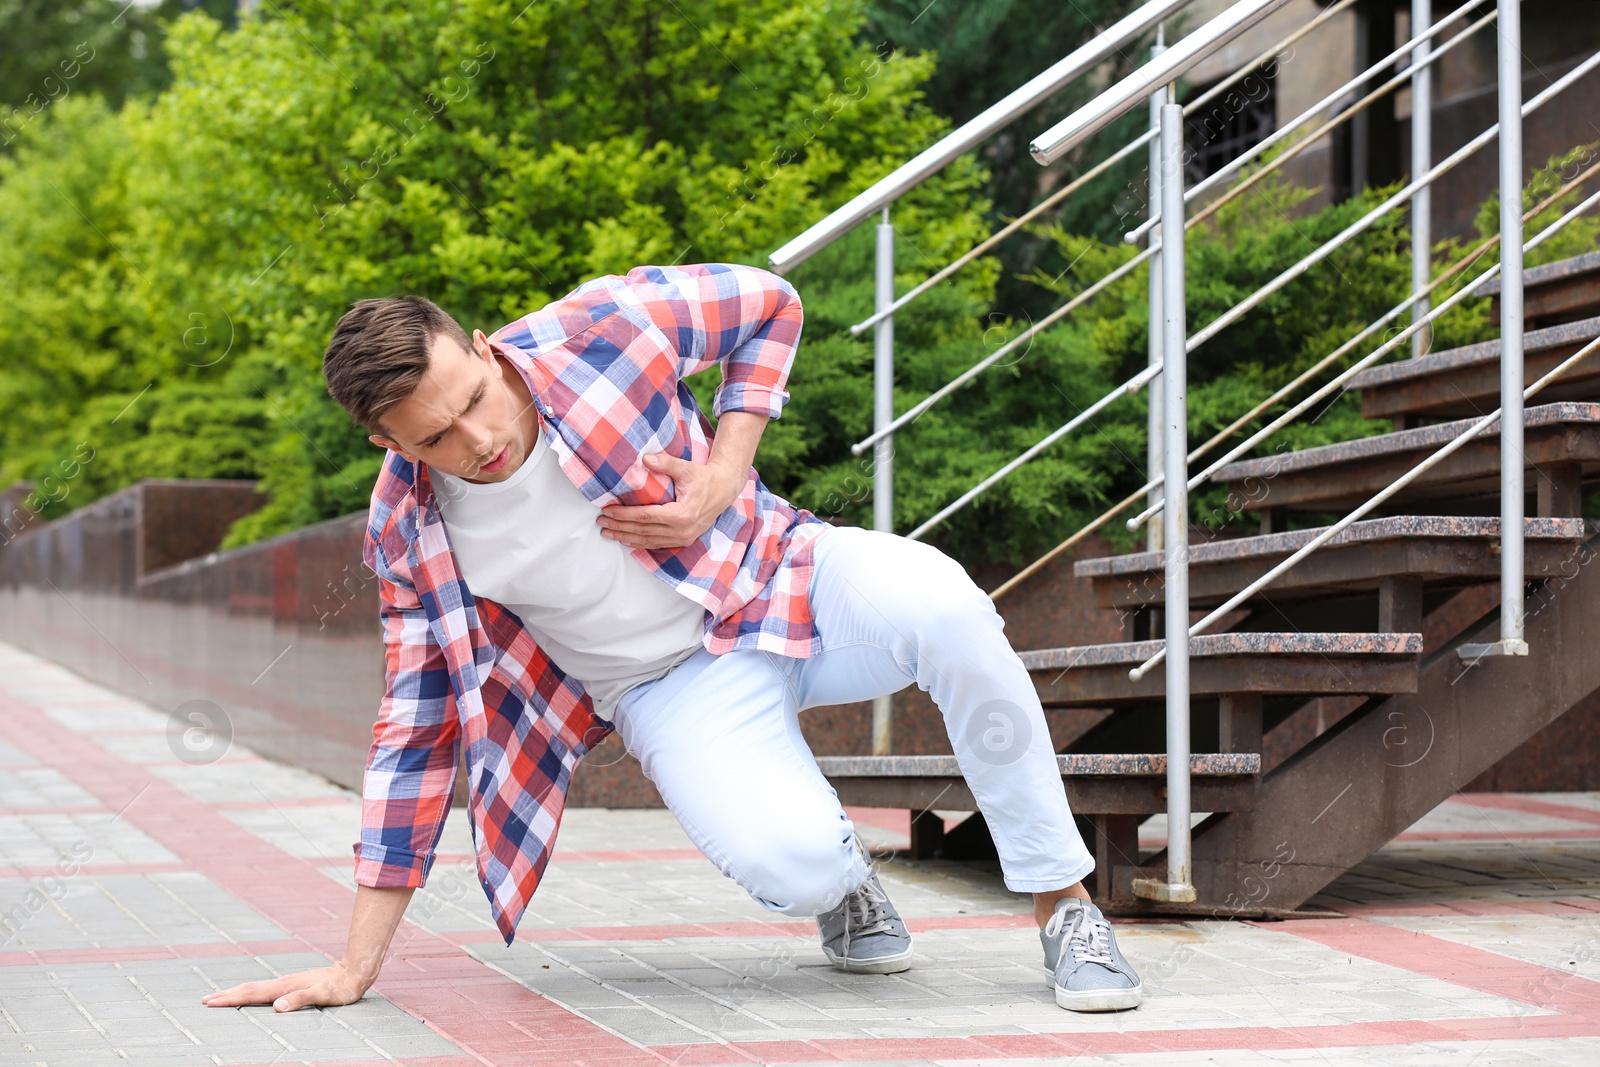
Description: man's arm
202,885,414,1010
205,572,459,1010
598,263,800,549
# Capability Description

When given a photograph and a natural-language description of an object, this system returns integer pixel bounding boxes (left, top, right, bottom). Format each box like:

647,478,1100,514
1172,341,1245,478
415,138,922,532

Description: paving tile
3,636,1600,1065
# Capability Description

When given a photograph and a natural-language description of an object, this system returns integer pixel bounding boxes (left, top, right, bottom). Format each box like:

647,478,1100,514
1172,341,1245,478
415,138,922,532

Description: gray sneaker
817,869,914,974
1040,897,1142,1011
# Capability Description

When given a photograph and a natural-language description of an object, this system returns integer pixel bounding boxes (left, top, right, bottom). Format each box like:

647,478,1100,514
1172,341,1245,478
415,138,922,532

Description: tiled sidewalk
2,641,1600,1066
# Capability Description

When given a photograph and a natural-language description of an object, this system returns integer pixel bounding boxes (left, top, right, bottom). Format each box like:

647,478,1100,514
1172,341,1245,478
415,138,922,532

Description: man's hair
322,295,473,434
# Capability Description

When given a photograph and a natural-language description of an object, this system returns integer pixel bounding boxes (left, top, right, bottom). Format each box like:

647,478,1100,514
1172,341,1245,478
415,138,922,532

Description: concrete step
1212,401,1600,515
1018,631,1422,706
1074,516,1588,611
1351,316,1600,424
1477,249,1600,329
816,753,1259,817
1134,503,1600,918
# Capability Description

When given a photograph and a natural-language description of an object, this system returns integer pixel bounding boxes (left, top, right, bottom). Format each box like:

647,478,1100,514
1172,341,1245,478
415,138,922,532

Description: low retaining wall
1,479,1592,805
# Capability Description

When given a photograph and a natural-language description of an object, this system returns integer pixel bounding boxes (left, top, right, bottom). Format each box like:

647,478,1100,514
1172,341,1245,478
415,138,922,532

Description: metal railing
767,0,1580,904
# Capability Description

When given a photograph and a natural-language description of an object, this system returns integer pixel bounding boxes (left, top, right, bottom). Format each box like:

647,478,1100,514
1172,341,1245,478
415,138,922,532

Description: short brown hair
323,295,472,433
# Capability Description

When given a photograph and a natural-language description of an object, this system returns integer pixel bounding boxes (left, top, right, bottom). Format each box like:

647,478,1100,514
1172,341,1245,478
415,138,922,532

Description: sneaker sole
821,941,915,974
1054,982,1143,1012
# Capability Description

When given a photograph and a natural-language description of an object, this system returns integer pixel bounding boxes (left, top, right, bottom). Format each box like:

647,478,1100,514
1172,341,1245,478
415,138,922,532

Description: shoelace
839,877,896,953
1044,903,1116,969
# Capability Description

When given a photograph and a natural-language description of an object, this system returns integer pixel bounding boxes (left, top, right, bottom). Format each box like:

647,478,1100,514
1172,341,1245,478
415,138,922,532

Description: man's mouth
479,445,510,474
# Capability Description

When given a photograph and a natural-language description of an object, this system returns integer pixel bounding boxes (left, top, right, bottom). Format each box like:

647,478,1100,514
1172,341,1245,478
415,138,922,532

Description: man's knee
734,811,862,916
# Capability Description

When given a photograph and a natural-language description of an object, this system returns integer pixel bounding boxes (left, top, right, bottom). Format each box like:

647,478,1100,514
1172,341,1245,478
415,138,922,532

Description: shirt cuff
352,842,435,888
713,381,789,420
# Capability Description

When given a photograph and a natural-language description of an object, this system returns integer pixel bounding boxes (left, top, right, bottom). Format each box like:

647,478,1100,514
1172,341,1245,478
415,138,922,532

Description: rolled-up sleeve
624,262,804,420
352,571,459,889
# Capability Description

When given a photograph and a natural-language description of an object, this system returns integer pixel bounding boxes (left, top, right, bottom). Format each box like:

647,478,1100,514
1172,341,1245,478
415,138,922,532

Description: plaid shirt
353,263,826,944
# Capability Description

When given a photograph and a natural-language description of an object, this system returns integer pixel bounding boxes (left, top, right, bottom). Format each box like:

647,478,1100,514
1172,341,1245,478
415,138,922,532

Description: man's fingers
202,978,288,1007
601,516,681,536
273,986,321,1012
611,533,689,550
642,451,696,476
600,503,683,524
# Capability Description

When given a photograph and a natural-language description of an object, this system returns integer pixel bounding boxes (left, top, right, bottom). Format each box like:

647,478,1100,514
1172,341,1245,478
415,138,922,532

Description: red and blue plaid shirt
352,263,825,943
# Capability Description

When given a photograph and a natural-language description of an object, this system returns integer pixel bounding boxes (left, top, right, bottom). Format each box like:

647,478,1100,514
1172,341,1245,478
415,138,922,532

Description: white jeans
611,524,1095,916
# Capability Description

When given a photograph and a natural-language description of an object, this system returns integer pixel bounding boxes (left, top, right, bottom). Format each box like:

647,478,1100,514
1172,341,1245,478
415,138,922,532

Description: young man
202,263,1141,1016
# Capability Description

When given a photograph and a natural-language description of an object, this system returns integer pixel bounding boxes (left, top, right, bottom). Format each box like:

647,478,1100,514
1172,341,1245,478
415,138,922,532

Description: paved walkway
2,641,1600,1066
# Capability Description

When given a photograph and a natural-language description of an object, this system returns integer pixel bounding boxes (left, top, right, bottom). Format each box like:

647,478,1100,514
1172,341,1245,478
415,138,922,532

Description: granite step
1017,631,1422,707
1350,316,1600,424
1073,516,1589,611
817,753,1260,816
1212,401,1600,514
1477,249,1600,329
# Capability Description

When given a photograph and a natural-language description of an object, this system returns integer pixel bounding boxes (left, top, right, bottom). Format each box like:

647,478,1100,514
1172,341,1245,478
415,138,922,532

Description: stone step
1073,516,1588,611
816,753,1260,816
1212,401,1600,514
1477,249,1600,329
1351,316,1600,424
1018,631,1422,706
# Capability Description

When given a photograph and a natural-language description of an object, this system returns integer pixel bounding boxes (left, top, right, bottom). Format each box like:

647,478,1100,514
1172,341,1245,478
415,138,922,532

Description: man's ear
369,433,418,463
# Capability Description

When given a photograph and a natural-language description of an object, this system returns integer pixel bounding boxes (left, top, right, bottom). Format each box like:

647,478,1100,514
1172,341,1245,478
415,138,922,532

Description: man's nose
462,419,494,455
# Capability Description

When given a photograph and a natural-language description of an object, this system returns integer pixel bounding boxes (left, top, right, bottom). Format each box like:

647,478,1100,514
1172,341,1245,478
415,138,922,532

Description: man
202,263,1141,1016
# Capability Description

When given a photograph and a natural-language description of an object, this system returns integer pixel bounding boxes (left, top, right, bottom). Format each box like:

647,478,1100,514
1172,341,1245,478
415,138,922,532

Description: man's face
368,329,539,485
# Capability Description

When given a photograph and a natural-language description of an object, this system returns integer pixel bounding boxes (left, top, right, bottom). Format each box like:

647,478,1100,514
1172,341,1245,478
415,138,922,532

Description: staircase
1028,249,1600,914
773,0,1600,915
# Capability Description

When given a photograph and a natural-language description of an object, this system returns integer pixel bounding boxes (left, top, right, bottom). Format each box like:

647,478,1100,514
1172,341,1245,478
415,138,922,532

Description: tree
0,1,237,136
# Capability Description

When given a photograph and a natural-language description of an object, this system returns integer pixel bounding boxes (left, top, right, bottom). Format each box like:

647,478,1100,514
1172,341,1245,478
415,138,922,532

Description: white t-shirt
429,430,707,716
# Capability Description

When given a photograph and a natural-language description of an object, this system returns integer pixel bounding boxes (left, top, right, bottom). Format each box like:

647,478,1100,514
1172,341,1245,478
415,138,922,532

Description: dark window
1181,65,1277,185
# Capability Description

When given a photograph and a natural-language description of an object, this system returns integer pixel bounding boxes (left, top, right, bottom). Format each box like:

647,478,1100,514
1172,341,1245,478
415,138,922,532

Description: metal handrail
982,152,1574,602
1123,0,1488,245
847,0,1361,339
903,45,1600,540
849,2,1485,456
766,0,1197,275
852,241,1158,458
1030,0,1295,165
1128,325,1600,680
1128,46,1600,527
1118,176,1600,550
851,6,1484,463
1176,5,1492,245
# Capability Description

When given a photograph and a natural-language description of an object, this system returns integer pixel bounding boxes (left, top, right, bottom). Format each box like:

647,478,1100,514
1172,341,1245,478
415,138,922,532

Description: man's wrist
337,951,382,991
707,456,748,505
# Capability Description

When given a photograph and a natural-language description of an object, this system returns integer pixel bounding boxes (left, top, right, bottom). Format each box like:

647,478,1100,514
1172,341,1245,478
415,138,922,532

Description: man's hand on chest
596,411,769,550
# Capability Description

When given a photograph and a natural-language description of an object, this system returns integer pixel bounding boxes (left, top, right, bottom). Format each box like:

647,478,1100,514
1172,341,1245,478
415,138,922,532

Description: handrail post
1410,0,1432,359
1459,0,1529,662
1146,31,1167,556
1496,0,1527,653
1134,94,1197,905
872,207,896,753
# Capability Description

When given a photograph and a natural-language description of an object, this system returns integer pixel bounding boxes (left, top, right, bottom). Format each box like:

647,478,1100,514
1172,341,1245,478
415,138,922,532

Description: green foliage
1428,143,1600,352
0,1,237,124
0,0,1000,551
5,0,1600,574
1012,169,1414,550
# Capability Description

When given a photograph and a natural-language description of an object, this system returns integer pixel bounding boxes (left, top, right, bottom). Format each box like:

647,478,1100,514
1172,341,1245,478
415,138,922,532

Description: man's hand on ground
202,962,371,1012
598,451,747,550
